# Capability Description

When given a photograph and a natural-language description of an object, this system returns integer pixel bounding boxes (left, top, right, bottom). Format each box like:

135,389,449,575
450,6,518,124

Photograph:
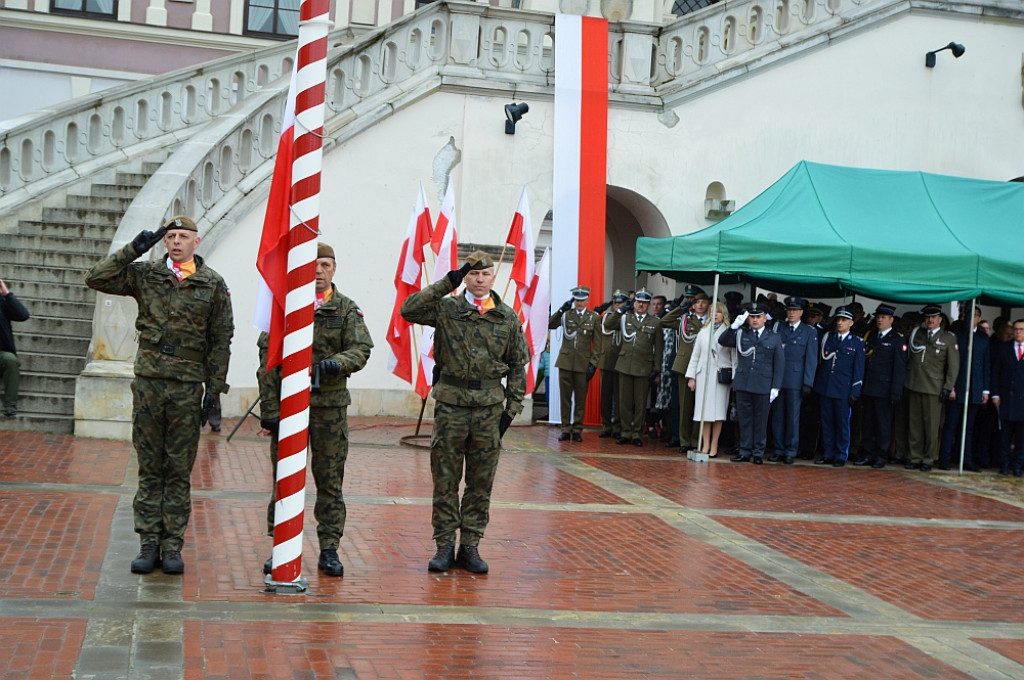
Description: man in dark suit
991,319,1024,476
938,305,990,471
813,305,866,467
855,304,907,468
768,296,818,465
0,278,30,417
719,301,785,465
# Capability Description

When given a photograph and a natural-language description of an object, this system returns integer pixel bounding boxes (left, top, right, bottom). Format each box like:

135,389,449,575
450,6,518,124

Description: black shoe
161,550,184,575
558,432,571,441
632,438,644,447
905,463,918,470
130,544,161,574
1015,469,1023,478
615,437,630,445
455,545,489,573
678,445,692,454
428,544,455,572
263,557,273,575
872,460,887,469
936,461,952,471
963,463,982,472
853,458,872,466
783,456,795,465
767,453,783,463
2,406,15,417
832,460,846,468
918,463,932,472
730,454,750,463
664,439,680,448
572,433,583,442
598,431,612,438
1000,466,1010,476
752,456,763,465
317,549,344,577
814,458,832,465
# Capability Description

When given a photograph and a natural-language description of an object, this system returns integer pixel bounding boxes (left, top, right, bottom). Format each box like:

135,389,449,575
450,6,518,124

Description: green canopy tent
635,161,1024,307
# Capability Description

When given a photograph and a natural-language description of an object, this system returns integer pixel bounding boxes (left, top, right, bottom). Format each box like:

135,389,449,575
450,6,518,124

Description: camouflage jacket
256,286,373,415
401,278,529,415
85,243,234,394
548,307,599,372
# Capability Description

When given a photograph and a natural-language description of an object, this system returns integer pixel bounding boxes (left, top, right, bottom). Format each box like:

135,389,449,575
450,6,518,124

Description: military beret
684,284,706,297
875,303,897,316
920,304,942,316
784,296,807,310
611,289,629,303
163,215,197,232
634,288,653,303
834,305,855,320
317,242,336,260
747,301,769,316
571,286,591,300
465,250,494,270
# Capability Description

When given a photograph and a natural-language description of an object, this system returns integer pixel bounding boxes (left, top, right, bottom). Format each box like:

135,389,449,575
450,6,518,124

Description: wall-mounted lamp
925,42,965,68
504,102,529,134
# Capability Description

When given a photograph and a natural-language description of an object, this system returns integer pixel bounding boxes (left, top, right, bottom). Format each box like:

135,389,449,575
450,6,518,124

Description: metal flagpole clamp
263,574,310,594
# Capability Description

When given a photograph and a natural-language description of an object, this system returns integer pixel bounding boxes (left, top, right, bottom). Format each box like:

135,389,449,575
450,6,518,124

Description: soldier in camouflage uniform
604,288,664,446
548,285,599,442
904,304,959,471
257,243,373,577
401,250,529,574
660,287,708,453
595,290,628,438
85,215,233,576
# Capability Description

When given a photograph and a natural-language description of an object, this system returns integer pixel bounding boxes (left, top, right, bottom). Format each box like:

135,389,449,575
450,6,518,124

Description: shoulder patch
355,308,364,317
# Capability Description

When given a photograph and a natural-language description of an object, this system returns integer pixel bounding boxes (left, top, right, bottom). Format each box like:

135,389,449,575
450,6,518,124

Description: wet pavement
1,417,1022,679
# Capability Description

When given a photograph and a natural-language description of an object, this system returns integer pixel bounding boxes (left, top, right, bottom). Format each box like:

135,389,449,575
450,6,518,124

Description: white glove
731,310,749,329
769,388,779,403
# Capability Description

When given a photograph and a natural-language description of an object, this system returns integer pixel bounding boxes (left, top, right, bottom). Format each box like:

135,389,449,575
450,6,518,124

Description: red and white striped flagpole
271,0,331,585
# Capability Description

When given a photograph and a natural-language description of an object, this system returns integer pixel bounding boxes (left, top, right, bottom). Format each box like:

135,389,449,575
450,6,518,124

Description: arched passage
605,185,671,297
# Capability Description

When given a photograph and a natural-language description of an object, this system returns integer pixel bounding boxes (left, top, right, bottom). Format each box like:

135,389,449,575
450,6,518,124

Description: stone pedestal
74,360,135,441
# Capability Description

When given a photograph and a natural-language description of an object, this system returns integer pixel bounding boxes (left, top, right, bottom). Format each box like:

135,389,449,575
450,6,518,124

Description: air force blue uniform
770,320,818,461
719,325,785,462
813,332,866,463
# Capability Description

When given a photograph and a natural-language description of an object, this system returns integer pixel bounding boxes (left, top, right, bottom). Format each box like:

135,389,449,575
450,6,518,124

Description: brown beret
317,243,335,260
163,215,198,232
465,250,494,270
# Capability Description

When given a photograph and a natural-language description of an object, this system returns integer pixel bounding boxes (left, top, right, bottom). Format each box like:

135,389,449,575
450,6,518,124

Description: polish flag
415,179,458,398
386,182,432,383
506,185,536,321
254,66,298,368
523,248,551,394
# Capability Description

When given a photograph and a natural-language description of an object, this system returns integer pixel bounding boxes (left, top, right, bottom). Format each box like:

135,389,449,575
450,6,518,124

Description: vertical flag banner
417,179,458,398
506,185,536,320
552,13,608,425
525,248,552,396
387,182,432,384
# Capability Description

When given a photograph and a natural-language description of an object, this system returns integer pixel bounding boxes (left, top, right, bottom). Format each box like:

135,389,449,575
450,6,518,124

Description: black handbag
717,367,733,385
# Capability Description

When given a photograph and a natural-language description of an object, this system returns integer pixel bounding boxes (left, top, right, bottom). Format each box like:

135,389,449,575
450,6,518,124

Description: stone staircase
0,160,163,433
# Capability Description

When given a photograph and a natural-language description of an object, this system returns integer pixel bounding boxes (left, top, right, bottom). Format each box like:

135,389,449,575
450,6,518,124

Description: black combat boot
263,557,273,575
318,549,344,577
428,543,455,572
161,550,185,575
455,545,489,573
130,544,161,574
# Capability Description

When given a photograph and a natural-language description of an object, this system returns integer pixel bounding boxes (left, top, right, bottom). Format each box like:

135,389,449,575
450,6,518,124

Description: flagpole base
263,576,310,594
399,433,432,449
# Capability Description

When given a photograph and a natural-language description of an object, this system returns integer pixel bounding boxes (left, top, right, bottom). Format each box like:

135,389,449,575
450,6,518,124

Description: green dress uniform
605,308,664,441
596,308,623,436
401,277,529,548
904,325,959,466
549,306,598,435
257,284,373,551
660,305,706,448
85,242,234,554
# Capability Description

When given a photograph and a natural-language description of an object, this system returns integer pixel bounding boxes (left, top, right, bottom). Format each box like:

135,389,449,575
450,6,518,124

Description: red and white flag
523,248,551,394
415,179,458,398
254,66,298,369
387,182,432,384
506,185,536,321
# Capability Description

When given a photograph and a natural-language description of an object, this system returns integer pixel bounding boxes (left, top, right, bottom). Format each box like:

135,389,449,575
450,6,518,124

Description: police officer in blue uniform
718,301,785,464
813,305,866,467
855,304,907,468
768,296,818,465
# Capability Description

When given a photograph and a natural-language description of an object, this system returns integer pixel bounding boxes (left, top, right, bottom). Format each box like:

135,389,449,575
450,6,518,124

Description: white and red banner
506,185,536,321
387,183,433,385
524,248,551,395
550,13,608,425
415,179,459,398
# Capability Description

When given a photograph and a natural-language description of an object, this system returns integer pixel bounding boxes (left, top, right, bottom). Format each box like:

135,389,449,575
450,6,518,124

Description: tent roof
635,161,1024,306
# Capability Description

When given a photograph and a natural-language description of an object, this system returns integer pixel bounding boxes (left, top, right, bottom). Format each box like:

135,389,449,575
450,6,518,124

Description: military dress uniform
812,308,866,466
660,293,707,451
938,326,989,470
85,216,233,573
548,286,599,440
605,290,664,445
904,306,960,470
596,290,627,437
401,252,529,572
769,297,818,464
858,315,907,467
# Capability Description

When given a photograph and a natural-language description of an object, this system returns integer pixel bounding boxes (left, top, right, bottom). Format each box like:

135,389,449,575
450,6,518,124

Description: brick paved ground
1,417,1022,679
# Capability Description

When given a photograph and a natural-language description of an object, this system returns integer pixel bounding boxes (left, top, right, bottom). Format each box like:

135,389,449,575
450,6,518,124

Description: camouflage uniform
605,307,664,440
257,285,373,550
86,242,233,552
596,308,623,436
548,306,598,435
401,277,529,547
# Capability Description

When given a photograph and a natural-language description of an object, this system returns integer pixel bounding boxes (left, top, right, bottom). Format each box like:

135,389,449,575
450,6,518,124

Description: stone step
12,297,94,320
42,206,124,226
10,281,96,304
0,412,74,435
65,194,134,212
10,391,74,417
114,171,151,188
19,314,92,338
0,263,89,285
90,183,144,199
141,161,163,175
17,351,89,375
12,334,91,358
0,233,111,256
0,249,104,269
20,371,77,396
18,219,118,239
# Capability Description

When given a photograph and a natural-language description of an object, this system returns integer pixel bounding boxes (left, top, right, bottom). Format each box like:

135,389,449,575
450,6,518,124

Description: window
670,0,720,18
245,0,300,39
51,0,116,19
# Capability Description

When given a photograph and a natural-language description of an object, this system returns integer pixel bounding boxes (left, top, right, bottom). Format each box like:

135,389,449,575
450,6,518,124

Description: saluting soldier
768,296,818,465
605,288,663,446
719,301,785,464
660,286,709,453
401,250,529,574
812,305,866,467
595,290,628,438
904,304,960,471
855,304,907,468
86,215,234,576
549,286,599,441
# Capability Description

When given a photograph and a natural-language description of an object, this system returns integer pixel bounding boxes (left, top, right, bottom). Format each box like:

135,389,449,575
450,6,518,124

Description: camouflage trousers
430,400,503,547
130,376,203,552
266,406,349,551
0,351,20,408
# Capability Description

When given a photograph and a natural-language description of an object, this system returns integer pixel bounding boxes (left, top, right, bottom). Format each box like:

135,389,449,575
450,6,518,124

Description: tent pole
696,273,721,456
957,299,977,476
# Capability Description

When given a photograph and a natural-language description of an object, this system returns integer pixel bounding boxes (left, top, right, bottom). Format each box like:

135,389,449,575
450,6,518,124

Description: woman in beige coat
686,301,736,456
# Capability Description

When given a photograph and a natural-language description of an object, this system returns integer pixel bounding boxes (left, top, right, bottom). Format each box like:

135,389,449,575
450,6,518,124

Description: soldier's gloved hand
499,411,513,438
446,262,473,288
848,395,859,408
594,301,611,313
769,388,779,403
939,388,951,402
671,295,684,308
801,385,812,398
260,417,279,435
431,363,441,386
201,393,218,427
131,226,166,256
731,310,749,329
586,365,597,381
622,298,635,312
320,358,341,376
559,299,572,313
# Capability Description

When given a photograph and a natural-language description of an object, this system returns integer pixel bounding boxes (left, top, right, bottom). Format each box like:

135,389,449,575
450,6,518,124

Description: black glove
586,365,597,381
320,358,341,376
446,262,473,288
939,388,951,402
432,363,441,386
499,412,513,438
801,385,812,398
559,299,572,313
131,226,166,255
260,417,279,435
848,395,859,407
671,295,684,308
622,298,635,312
201,393,218,427
594,301,611,313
